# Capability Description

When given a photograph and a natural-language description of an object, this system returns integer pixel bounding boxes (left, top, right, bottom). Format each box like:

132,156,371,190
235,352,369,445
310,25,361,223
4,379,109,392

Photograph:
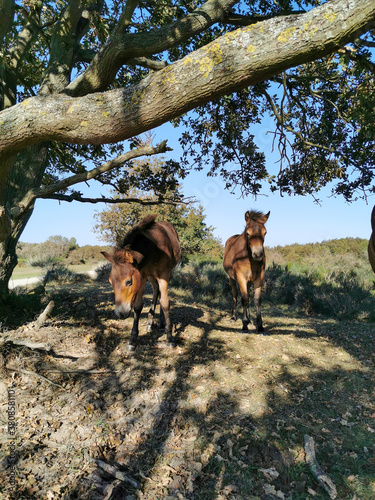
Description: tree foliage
1,0,375,298
94,186,223,262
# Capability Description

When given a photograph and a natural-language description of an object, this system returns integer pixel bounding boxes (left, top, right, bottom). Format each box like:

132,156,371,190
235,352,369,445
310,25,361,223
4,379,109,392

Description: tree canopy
93,154,223,261
1,0,375,298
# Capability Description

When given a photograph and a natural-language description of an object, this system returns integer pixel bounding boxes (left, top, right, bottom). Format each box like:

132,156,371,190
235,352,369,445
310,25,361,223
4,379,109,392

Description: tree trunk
0,214,31,302
0,144,47,301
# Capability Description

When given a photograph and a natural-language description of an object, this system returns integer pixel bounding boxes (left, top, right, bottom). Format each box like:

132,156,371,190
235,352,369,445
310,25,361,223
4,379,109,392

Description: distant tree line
268,238,369,263
17,237,107,267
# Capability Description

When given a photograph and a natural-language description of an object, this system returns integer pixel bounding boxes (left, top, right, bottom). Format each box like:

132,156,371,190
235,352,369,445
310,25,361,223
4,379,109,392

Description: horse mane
121,214,157,248
245,210,269,226
246,210,265,221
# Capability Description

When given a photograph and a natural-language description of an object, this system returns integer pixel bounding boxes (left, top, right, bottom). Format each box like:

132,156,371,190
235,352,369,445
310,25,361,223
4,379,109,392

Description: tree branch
127,56,168,71
224,11,306,27
261,86,335,155
1,0,375,156
11,141,171,216
0,0,15,42
2,6,40,108
66,0,238,96
40,193,186,206
40,0,91,95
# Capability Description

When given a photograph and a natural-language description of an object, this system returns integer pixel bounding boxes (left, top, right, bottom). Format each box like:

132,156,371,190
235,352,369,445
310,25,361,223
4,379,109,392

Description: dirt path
8,277,42,290
0,280,374,499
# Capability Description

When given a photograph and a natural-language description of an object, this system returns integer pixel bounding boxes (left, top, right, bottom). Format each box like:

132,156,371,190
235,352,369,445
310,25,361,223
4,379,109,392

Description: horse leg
158,306,166,330
237,276,250,332
158,278,175,347
229,277,238,321
128,287,145,351
254,285,264,333
147,277,159,332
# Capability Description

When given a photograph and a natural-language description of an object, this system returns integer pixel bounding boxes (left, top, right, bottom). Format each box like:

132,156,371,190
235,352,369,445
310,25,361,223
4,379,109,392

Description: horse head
101,247,142,318
244,210,270,261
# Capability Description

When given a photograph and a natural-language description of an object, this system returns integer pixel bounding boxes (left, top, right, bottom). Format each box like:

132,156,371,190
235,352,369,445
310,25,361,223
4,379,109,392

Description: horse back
130,220,180,278
145,221,181,266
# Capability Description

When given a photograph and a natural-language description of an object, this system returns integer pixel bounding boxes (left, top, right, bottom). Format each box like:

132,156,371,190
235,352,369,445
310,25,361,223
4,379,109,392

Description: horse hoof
127,343,136,352
167,338,176,348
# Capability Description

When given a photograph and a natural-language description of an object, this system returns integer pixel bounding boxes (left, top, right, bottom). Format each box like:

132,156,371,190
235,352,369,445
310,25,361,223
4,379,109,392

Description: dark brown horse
223,210,270,332
102,215,181,350
369,205,375,273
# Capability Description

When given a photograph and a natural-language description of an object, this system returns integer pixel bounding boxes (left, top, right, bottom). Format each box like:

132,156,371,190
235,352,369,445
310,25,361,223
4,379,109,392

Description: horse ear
259,211,270,224
123,246,135,264
245,211,251,222
101,251,114,264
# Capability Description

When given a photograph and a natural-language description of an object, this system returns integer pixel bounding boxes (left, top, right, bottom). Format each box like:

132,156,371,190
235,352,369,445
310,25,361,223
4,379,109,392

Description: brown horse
369,205,375,273
101,215,181,350
223,210,270,332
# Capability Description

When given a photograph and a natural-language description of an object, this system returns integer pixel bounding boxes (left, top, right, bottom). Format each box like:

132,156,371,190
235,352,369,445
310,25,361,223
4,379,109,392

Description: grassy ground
0,274,374,499
11,264,94,281
10,266,45,280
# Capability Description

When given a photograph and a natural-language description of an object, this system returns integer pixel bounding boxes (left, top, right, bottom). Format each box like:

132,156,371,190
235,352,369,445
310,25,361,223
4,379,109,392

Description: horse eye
125,278,133,287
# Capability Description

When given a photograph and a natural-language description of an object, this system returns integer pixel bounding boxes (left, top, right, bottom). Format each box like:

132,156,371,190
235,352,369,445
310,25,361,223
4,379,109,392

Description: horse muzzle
251,248,264,261
114,303,132,319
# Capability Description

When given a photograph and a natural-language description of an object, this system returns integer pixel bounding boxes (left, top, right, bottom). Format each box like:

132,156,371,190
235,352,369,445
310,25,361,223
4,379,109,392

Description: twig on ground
5,365,64,388
304,435,337,499
93,459,140,489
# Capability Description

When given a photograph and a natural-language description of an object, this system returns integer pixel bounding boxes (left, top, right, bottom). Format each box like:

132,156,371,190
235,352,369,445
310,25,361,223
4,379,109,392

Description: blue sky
21,120,374,249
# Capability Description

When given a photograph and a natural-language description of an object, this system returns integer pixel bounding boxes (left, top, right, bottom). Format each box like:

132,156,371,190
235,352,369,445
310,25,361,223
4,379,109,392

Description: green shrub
264,263,375,321
171,259,230,307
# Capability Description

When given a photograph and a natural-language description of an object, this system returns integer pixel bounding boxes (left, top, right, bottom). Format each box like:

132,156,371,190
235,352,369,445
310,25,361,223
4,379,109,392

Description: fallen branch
34,300,55,330
5,365,64,388
1,337,52,352
93,459,140,489
0,300,55,352
42,369,122,374
304,435,337,499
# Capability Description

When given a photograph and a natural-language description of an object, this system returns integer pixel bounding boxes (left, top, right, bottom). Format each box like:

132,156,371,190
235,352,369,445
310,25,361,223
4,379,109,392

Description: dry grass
0,278,374,499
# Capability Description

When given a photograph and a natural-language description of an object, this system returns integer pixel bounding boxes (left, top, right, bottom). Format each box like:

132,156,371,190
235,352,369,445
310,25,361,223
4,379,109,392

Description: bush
264,263,375,321
171,254,375,322
44,263,83,283
27,256,58,268
171,259,230,307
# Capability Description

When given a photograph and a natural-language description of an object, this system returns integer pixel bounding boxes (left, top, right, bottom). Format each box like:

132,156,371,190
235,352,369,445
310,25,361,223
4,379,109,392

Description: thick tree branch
1,0,374,158
66,0,238,96
40,0,92,95
11,141,171,217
